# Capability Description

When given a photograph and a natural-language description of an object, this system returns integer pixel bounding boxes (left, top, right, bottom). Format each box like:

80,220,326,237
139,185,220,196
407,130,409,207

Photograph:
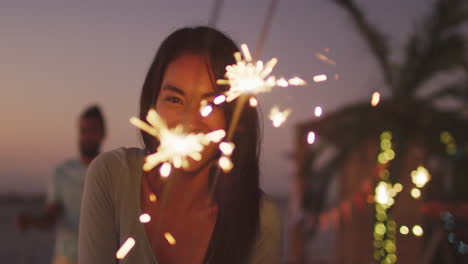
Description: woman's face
155,53,226,172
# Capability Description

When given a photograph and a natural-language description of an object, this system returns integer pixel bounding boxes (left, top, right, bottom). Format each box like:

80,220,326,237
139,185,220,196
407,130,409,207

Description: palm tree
289,0,468,263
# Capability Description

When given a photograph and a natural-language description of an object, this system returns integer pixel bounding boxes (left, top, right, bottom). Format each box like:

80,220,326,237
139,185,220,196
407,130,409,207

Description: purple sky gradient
1,0,445,196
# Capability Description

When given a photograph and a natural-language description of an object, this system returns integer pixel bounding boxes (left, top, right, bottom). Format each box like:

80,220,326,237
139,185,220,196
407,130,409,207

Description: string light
410,188,421,199
412,225,424,237
374,131,399,264
411,166,431,188
399,225,409,235
441,212,468,255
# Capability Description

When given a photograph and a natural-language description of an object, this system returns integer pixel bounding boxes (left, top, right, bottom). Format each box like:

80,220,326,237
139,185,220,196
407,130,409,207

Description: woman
78,26,281,264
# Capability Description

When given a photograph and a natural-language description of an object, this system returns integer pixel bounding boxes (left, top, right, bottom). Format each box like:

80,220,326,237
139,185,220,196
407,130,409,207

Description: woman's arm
249,198,282,264
78,153,119,264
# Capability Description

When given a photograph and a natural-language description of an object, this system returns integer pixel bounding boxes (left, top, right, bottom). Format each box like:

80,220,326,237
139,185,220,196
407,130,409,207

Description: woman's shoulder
91,147,145,170
259,194,282,235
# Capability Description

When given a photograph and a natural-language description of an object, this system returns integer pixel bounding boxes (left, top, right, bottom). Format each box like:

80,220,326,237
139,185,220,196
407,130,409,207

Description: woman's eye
165,96,182,104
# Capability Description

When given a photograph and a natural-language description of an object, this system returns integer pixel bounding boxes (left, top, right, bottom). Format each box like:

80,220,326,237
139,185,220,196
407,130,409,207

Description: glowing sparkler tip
139,213,151,223
276,78,289,87
164,232,176,245
219,142,235,156
219,156,233,172
249,97,258,107
313,74,327,83
149,193,157,202
288,77,306,86
269,106,291,128
307,131,316,144
116,237,136,259
314,106,323,117
213,95,226,105
371,92,381,107
200,104,213,117
207,129,226,143
160,162,172,178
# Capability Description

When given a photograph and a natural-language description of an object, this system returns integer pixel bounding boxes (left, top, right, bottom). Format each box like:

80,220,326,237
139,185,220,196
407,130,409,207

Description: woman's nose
182,102,205,134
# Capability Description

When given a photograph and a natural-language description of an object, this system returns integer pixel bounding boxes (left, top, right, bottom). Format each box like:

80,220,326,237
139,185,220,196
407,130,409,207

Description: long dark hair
139,26,261,263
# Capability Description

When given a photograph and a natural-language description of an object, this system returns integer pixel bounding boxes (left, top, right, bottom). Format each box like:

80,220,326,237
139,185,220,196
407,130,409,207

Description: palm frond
332,0,394,89
398,0,468,97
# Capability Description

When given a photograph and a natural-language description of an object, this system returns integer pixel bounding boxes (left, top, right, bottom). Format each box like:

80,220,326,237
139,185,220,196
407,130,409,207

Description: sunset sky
1,0,443,196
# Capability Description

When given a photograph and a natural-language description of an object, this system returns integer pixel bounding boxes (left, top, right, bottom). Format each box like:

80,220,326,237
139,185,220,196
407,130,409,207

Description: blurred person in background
16,105,106,264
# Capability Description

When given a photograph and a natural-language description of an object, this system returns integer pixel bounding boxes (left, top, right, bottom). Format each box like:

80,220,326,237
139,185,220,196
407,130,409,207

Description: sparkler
269,106,291,128
130,109,226,173
216,44,306,104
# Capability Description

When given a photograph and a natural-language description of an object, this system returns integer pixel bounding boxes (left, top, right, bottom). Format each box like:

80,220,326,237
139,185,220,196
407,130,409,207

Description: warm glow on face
116,237,136,259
